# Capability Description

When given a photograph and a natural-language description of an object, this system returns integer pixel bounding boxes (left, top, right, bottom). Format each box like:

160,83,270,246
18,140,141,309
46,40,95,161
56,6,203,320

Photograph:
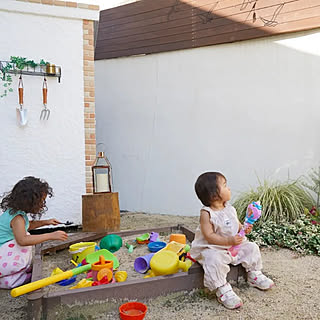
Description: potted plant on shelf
0,56,51,98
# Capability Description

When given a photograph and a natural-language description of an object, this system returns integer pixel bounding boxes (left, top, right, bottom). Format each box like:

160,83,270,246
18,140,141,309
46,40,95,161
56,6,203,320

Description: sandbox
26,225,245,320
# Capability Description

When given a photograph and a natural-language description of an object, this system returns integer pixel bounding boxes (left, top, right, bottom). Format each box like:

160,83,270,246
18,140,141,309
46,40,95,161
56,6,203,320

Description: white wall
95,29,320,215
0,3,97,224
80,0,138,10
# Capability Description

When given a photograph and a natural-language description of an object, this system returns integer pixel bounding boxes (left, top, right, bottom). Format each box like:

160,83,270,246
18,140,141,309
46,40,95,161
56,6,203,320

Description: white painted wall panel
0,9,85,223
95,30,320,215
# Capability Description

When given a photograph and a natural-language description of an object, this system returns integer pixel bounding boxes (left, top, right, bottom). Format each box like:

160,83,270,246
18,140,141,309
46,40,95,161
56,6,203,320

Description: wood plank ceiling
95,0,320,60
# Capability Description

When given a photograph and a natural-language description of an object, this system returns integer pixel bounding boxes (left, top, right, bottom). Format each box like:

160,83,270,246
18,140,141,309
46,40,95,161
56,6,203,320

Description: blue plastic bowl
148,241,166,252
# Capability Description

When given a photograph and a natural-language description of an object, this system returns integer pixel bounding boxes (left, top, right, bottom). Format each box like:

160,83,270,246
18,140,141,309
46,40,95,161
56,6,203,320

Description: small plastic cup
134,253,155,274
149,232,159,242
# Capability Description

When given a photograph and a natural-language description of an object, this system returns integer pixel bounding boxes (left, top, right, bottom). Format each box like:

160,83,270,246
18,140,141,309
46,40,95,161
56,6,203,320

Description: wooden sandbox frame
27,225,246,319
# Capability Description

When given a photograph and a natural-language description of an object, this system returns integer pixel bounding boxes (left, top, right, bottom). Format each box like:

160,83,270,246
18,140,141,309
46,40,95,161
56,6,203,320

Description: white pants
199,241,262,290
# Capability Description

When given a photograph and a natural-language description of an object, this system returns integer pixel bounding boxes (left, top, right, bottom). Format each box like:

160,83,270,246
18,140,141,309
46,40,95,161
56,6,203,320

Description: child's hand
46,219,61,226
231,235,243,246
245,224,253,234
50,231,68,241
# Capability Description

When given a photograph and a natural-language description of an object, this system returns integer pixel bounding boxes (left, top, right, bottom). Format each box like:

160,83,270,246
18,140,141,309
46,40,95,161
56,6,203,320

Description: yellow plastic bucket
69,242,96,263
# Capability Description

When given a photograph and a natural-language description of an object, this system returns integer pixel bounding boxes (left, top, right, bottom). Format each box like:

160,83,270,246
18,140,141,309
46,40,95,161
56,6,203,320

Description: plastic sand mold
85,249,119,269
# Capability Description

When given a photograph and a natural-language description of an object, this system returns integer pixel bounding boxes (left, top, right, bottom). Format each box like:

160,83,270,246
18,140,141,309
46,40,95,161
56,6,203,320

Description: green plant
247,214,320,255
0,56,50,98
233,179,314,224
0,69,13,98
304,207,320,225
303,166,320,207
301,167,320,225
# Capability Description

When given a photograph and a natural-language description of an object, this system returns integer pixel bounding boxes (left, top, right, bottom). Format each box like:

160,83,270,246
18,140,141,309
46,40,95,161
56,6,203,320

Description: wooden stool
82,192,120,232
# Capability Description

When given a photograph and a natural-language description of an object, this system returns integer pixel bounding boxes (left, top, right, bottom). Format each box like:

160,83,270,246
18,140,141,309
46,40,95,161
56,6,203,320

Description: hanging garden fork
40,77,50,120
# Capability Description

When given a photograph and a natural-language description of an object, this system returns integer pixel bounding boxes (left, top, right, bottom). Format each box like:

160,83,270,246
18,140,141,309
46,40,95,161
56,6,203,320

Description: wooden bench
227,264,247,283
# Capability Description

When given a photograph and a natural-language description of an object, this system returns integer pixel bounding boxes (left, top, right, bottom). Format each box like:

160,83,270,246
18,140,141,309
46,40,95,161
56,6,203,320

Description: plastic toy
85,249,119,269
97,268,113,282
136,233,150,244
115,271,128,282
58,277,77,286
70,260,81,267
144,250,192,278
186,252,197,263
149,232,159,242
100,234,123,253
91,255,113,281
228,201,262,257
50,267,77,286
92,277,109,286
11,264,92,297
134,253,155,274
147,241,166,252
68,242,96,264
125,242,136,253
119,302,147,320
169,234,186,244
164,241,188,261
70,279,93,290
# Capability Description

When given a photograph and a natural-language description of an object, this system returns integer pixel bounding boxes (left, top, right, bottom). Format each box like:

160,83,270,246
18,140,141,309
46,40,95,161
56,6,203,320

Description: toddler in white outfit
190,172,274,309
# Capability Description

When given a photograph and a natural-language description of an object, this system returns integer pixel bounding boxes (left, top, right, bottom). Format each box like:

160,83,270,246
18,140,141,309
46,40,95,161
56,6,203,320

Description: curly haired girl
0,176,67,289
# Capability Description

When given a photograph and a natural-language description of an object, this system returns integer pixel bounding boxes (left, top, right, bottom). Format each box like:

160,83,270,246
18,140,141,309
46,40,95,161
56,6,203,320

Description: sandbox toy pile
10,231,194,297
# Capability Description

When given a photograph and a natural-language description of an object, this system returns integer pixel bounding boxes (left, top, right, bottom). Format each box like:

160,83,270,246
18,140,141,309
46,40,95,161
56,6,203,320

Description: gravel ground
1,212,320,320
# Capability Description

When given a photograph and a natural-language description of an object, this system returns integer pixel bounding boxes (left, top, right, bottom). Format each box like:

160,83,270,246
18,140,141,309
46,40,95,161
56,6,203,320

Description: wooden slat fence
95,0,320,59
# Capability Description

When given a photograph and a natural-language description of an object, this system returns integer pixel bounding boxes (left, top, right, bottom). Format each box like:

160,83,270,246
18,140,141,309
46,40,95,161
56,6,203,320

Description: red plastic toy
119,302,147,320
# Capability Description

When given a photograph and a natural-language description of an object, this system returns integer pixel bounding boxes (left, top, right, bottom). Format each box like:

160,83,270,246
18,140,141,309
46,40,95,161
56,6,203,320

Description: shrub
233,179,314,224
302,167,320,225
302,166,320,208
247,214,320,256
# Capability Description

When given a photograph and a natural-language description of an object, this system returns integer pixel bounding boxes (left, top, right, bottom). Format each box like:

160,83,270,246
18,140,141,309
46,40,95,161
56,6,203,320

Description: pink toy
228,201,262,257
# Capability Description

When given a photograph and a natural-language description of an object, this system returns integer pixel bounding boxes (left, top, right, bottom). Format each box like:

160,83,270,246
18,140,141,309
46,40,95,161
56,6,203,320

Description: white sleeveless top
190,204,240,259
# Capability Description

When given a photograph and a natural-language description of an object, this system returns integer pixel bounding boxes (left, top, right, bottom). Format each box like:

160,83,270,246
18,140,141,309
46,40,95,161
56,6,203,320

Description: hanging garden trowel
16,75,27,126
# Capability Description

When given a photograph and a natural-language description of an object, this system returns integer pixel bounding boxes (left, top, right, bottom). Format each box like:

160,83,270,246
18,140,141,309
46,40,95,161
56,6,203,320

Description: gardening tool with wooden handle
40,77,50,120
16,75,28,126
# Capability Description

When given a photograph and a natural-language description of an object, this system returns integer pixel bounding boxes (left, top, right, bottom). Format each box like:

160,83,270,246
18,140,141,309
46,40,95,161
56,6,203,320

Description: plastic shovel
16,75,27,126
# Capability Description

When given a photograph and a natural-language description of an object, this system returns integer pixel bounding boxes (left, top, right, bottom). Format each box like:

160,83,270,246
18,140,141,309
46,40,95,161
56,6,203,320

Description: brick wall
83,19,96,193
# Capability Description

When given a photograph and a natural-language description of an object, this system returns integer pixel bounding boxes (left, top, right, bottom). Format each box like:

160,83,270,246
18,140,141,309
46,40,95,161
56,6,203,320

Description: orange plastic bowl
119,302,147,320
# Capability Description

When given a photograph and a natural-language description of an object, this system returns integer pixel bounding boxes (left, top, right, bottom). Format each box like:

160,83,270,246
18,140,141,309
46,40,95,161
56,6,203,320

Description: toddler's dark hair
194,172,226,206
0,176,53,216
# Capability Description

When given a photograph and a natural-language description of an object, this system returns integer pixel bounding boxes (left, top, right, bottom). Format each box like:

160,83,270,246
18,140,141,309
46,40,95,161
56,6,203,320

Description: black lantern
92,150,112,193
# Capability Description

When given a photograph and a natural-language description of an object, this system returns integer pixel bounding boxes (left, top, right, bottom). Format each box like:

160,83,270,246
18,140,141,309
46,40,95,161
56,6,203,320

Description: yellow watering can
144,250,192,278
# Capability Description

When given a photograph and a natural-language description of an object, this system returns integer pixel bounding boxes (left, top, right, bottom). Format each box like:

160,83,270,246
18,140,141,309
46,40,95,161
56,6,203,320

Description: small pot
46,64,56,74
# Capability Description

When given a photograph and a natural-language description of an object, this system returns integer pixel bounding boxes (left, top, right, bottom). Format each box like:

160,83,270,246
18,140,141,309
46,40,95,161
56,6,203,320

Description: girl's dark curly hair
0,176,53,217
